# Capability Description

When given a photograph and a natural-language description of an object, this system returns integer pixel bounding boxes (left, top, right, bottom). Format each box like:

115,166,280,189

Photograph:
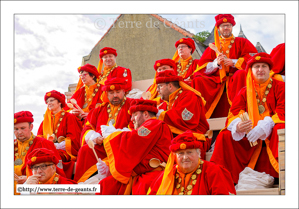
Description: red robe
73,98,133,183
158,88,210,158
191,37,257,118
37,112,82,179
148,160,236,195
107,66,132,93
97,118,172,195
210,79,285,183
270,43,285,75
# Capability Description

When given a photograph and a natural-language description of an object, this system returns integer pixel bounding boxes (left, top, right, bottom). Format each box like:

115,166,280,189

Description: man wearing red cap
73,76,133,183
14,111,63,194
95,99,173,195
172,38,200,84
37,90,82,178
68,63,103,123
210,52,285,184
147,130,236,195
97,47,132,93
146,58,177,103
25,148,77,186
155,70,211,159
191,14,258,119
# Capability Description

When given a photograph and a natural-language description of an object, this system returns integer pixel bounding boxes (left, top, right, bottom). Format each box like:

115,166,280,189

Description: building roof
238,25,248,39
203,26,215,47
255,42,267,53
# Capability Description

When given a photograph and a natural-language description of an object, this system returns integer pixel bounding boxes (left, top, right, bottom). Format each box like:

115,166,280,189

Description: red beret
170,130,201,152
44,90,66,108
26,148,59,168
154,59,177,71
156,70,183,84
78,63,100,79
215,14,236,27
245,52,273,73
14,111,34,124
129,99,158,115
99,47,118,59
175,38,195,54
102,77,127,91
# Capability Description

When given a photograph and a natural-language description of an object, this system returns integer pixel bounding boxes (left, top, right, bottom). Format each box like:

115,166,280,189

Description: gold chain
220,35,235,55
52,110,65,142
99,65,118,82
255,78,273,114
14,135,35,165
177,59,193,77
84,83,101,108
107,97,126,124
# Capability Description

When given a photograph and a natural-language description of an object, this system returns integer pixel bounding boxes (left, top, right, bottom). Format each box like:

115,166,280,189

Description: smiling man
210,53,285,184
147,130,236,195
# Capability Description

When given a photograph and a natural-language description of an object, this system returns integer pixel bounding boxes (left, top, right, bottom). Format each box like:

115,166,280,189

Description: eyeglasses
177,45,188,50
31,164,54,171
79,73,89,78
46,99,57,104
220,24,232,28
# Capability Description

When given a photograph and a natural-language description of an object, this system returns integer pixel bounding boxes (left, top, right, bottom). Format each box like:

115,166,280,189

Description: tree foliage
193,30,211,43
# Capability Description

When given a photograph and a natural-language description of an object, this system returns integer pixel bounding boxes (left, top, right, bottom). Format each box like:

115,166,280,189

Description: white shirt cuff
227,118,246,141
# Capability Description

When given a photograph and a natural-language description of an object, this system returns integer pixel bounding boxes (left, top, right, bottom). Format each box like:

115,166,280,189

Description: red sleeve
147,171,164,195
272,80,285,121
270,43,285,74
37,121,44,137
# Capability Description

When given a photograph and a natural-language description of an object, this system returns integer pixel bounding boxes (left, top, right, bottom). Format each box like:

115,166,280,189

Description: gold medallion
95,88,98,92
175,96,178,100
176,184,180,189
61,112,65,116
268,84,272,88
15,153,19,157
228,45,232,48
187,185,193,190
25,147,29,151
53,177,59,182
196,169,201,174
22,152,26,156
191,174,197,180
107,109,111,113
110,119,115,125
14,148,18,151
14,158,23,166
192,180,197,185
179,90,183,93
59,118,62,121
29,141,33,145
258,105,265,114
175,174,179,179
97,84,100,87
226,50,229,54
231,40,234,43
181,187,184,192
179,192,184,195
187,191,192,195
88,98,92,102
265,90,269,95
178,178,182,183
109,114,112,118
115,113,118,116
200,160,204,164
262,98,267,103
82,103,88,109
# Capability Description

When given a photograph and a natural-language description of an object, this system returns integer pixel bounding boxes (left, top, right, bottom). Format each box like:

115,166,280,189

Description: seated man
14,111,64,194
96,99,173,195
155,70,210,159
73,76,133,183
191,14,257,118
146,58,177,102
148,130,236,195
210,52,285,184
67,63,102,123
25,148,77,185
37,90,82,178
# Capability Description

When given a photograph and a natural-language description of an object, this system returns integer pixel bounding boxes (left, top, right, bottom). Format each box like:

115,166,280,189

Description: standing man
148,131,236,195
210,53,285,184
73,76,133,183
14,111,63,194
155,70,210,159
96,99,173,195
192,14,258,119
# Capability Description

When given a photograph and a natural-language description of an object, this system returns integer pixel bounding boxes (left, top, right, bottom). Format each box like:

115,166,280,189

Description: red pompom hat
175,38,195,54
215,14,236,27
14,111,34,124
26,148,59,168
245,52,273,73
44,90,66,108
170,130,201,152
129,99,158,115
155,69,183,84
77,63,100,79
154,59,177,71
99,47,118,59
101,77,127,92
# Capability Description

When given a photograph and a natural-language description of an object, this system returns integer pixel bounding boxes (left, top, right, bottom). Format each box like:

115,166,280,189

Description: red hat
14,111,34,124
129,99,158,115
26,148,59,168
170,130,201,152
99,47,118,59
44,90,66,108
175,38,195,54
156,70,183,84
215,14,236,27
77,63,100,79
102,77,127,91
245,52,273,73
154,59,177,71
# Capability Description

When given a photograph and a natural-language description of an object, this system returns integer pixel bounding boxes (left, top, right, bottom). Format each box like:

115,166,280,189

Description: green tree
193,30,211,43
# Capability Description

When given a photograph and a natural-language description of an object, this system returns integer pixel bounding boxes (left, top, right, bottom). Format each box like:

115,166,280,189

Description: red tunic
148,160,236,195
37,112,82,179
57,175,77,184
159,89,210,158
191,37,257,118
73,98,133,183
97,118,172,195
210,79,285,183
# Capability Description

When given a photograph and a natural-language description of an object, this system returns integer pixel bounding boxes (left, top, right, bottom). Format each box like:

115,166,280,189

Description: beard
110,97,122,105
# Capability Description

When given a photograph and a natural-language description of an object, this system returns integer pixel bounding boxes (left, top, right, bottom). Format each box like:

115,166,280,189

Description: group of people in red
14,14,285,195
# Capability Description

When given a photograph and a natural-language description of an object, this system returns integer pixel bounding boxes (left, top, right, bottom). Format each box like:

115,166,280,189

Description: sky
14,14,285,134
2,1,298,208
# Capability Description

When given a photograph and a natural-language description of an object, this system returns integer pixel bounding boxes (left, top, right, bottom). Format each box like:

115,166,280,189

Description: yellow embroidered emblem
14,119,17,123
182,108,193,121
110,85,115,90
255,56,261,60
179,39,183,42
223,18,227,22
104,50,107,54
31,157,36,162
180,143,186,150
157,63,160,67
47,92,51,97
78,66,81,70
138,126,151,137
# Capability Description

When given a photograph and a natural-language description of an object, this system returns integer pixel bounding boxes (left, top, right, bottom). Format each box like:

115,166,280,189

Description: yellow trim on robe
234,57,245,70
65,137,76,161
77,164,98,183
